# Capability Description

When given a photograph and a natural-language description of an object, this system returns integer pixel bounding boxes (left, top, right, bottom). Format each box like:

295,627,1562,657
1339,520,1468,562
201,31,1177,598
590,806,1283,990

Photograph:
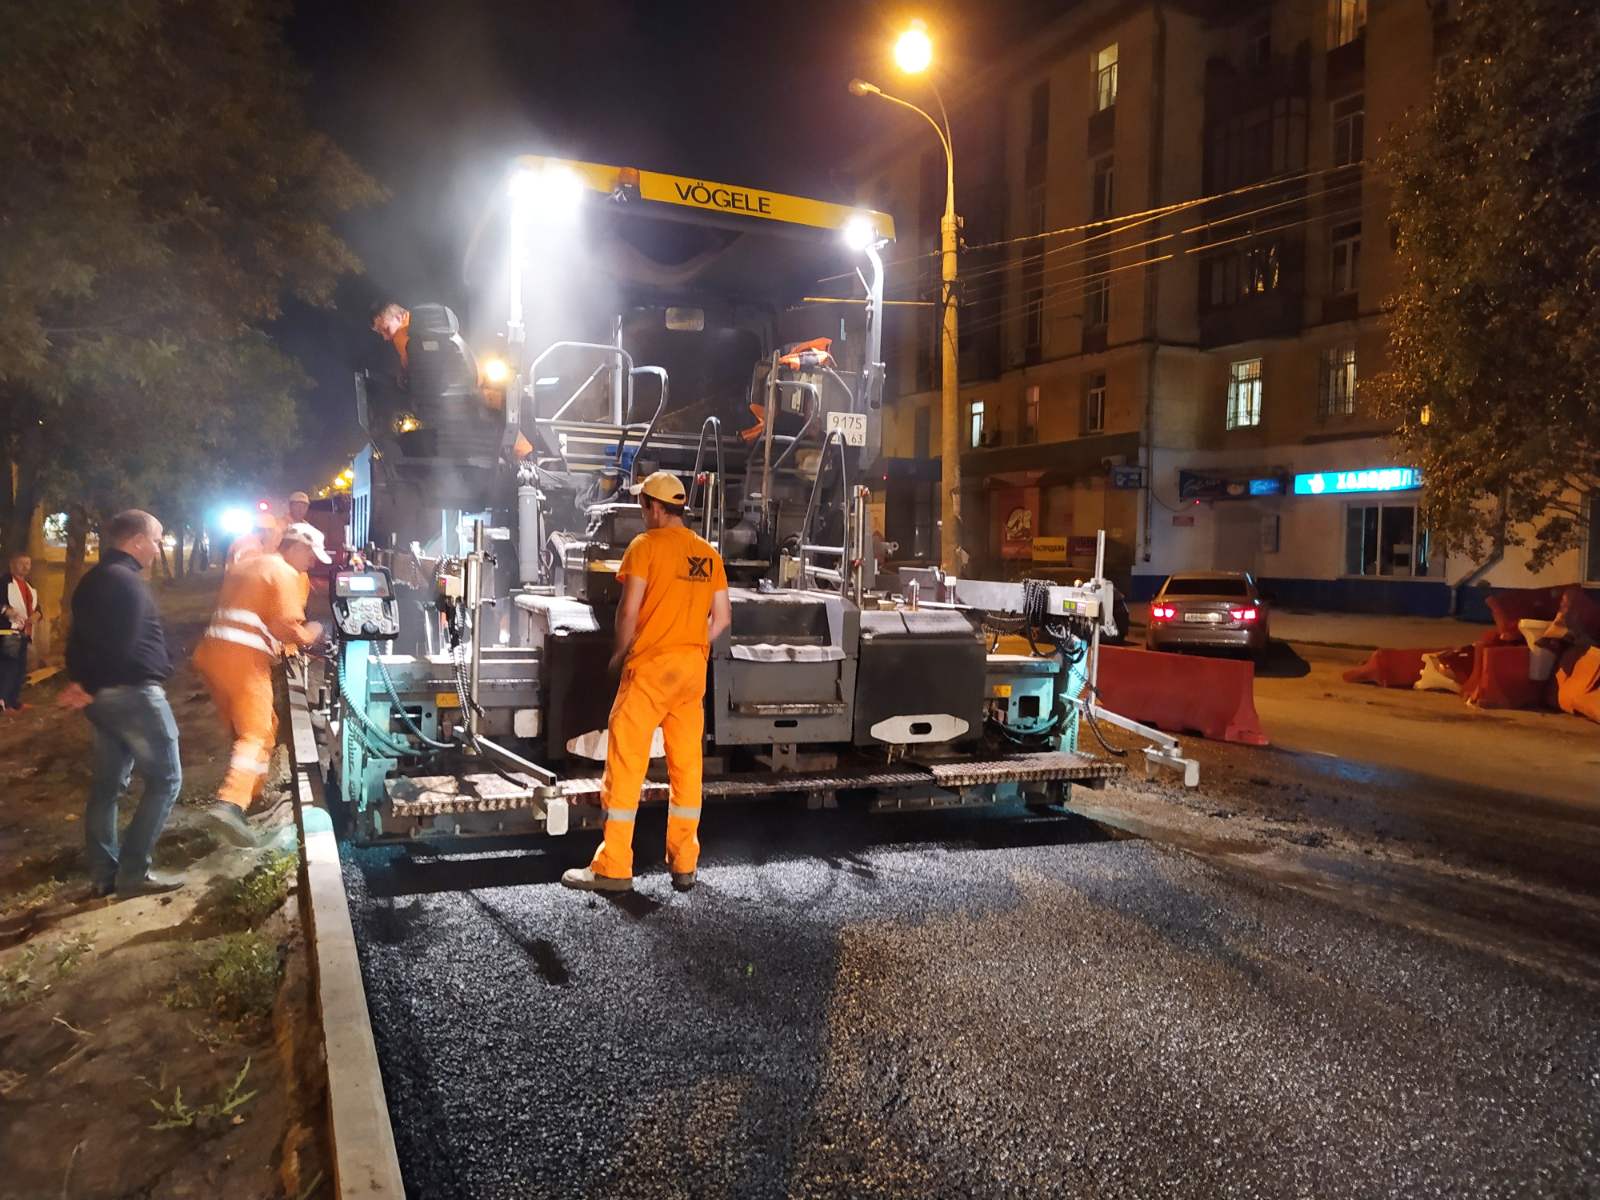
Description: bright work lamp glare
894,22,933,74
511,165,585,224
218,507,252,537
481,357,511,385
843,215,877,252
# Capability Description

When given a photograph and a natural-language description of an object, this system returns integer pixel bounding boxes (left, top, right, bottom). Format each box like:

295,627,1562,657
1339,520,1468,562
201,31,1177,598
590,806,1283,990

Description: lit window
1319,343,1357,419
969,399,985,448
1331,0,1367,48
1095,44,1119,111
1330,222,1361,294
1226,358,1263,430
1084,373,1106,434
1024,385,1041,443
1332,94,1365,166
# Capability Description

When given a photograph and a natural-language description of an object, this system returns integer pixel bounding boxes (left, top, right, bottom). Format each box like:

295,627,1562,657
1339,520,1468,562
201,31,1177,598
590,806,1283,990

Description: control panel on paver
332,569,400,640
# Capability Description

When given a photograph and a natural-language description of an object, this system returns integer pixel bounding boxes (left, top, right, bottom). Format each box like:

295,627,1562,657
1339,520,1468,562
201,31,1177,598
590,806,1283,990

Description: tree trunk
1,416,44,559
57,504,91,650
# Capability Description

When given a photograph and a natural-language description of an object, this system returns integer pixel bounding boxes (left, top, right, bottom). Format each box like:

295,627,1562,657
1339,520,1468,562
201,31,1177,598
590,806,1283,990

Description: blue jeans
84,684,183,889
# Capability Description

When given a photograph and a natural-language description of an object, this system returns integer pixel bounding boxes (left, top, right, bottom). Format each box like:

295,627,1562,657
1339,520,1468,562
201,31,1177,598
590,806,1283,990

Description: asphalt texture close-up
343,802,1600,1200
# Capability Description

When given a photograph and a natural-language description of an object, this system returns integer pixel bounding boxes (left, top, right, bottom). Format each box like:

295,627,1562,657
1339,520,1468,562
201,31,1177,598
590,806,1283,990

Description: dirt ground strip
0,575,331,1200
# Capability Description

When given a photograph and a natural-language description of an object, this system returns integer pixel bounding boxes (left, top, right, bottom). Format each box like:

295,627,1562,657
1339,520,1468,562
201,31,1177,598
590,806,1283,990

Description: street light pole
850,75,962,574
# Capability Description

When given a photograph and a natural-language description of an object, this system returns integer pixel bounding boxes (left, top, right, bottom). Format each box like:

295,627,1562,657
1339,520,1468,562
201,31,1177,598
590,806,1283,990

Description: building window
1345,503,1437,577
1250,18,1272,70
1022,182,1046,352
913,405,931,458
1319,343,1357,419
1084,373,1106,434
1332,94,1365,166
1207,98,1308,191
1226,358,1263,430
1023,385,1041,443
1330,222,1361,294
1095,44,1118,112
1084,274,1110,328
1204,240,1283,309
1331,0,1367,48
1091,156,1115,221
969,399,985,448
1028,80,1050,148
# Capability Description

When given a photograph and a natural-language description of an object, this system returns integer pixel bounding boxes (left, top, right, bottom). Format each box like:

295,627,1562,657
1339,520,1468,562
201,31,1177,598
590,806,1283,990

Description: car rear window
1160,576,1250,597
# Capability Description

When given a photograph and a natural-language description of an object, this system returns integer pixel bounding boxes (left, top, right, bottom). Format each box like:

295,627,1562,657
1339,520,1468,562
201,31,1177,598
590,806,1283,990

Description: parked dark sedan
1145,571,1271,663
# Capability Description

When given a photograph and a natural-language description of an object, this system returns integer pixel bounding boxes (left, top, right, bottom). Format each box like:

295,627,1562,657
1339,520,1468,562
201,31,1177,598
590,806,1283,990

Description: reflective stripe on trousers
193,637,276,809
590,648,708,880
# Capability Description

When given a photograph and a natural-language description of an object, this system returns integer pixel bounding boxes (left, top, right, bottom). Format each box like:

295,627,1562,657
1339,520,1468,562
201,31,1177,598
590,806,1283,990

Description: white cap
281,522,332,564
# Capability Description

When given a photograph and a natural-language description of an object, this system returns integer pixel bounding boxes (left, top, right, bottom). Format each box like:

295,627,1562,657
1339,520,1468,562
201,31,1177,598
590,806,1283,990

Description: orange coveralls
590,526,728,880
193,553,316,810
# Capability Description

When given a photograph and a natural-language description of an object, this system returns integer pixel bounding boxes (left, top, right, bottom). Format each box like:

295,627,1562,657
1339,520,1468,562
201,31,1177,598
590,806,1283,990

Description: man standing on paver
56,510,186,897
562,471,731,894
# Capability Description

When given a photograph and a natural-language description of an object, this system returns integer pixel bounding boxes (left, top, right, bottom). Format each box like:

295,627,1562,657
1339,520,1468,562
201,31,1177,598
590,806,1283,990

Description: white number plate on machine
826,411,868,446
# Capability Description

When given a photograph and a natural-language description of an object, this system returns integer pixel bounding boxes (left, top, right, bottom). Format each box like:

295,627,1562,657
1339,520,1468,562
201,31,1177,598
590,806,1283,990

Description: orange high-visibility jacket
202,552,316,659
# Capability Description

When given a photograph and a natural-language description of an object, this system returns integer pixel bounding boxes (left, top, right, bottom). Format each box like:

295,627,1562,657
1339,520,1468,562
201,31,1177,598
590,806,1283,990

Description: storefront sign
1069,535,1099,559
1179,470,1285,501
1110,465,1145,490
995,487,1040,560
1031,536,1068,563
1293,467,1421,496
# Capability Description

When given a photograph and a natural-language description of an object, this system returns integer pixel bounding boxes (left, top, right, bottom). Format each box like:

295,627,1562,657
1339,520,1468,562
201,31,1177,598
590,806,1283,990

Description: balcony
1087,105,1115,157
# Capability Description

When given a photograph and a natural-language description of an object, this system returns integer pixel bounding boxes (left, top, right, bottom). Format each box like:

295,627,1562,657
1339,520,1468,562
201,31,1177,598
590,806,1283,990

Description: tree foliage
1373,0,1600,570
0,0,383,553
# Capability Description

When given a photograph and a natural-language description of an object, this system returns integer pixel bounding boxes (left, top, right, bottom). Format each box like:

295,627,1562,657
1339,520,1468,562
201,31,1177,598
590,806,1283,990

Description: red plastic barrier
1341,647,1445,689
1462,644,1547,710
1095,645,1268,745
1554,646,1600,724
1485,587,1563,640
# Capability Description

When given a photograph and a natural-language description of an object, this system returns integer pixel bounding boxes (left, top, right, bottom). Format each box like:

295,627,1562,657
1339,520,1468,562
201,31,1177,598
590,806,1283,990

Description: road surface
344,800,1600,1200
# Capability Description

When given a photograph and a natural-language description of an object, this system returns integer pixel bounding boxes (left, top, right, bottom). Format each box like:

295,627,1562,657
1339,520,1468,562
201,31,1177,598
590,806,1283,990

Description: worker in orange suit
562,471,730,894
192,522,329,849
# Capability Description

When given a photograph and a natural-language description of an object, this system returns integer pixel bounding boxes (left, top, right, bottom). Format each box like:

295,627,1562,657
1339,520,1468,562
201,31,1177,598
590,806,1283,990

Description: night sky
276,0,1056,487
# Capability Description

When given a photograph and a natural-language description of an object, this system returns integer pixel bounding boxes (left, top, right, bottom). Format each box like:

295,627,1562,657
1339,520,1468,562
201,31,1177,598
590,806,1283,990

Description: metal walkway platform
386,752,1123,818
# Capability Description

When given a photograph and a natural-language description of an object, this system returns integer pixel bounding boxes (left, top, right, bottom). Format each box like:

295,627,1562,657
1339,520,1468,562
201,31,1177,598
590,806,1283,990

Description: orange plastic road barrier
1341,647,1448,689
1462,644,1547,710
1096,645,1268,745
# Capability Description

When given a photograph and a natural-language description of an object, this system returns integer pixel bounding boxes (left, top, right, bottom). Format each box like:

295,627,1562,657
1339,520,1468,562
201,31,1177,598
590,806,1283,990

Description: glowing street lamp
893,21,933,75
850,22,962,572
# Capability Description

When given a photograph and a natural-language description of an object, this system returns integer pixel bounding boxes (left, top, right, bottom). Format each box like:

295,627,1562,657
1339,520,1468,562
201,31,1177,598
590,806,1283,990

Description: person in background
1,550,42,712
287,491,310,524
57,511,185,897
370,300,410,377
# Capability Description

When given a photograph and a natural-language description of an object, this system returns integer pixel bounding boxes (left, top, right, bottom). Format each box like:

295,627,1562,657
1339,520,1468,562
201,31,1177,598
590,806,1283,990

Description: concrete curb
286,673,406,1199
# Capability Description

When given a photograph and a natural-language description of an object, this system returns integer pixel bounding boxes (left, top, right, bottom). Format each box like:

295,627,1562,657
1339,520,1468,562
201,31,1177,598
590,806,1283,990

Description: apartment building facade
850,0,1597,614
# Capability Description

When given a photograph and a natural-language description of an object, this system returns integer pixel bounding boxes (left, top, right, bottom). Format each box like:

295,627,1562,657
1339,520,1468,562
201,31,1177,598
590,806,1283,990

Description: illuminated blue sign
1249,477,1285,497
1293,467,1421,496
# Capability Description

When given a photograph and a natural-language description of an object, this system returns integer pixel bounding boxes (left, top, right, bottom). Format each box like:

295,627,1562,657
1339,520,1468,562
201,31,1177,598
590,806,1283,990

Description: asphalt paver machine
326,156,1196,844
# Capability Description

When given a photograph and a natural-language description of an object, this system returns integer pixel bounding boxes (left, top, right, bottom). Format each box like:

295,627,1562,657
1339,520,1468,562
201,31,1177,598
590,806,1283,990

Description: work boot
199,801,268,849
115,871,186,898
671,871,696,893
560,867,632,893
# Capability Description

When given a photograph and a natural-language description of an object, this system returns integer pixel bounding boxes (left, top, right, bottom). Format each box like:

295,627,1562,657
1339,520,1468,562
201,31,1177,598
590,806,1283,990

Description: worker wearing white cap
563,471,730,893
287,491,311,523
192,522,329,846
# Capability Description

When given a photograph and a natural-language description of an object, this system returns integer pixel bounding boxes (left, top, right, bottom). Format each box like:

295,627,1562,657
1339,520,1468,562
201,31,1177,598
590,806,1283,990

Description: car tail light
1230,607,1259,622
1151,604,1176,621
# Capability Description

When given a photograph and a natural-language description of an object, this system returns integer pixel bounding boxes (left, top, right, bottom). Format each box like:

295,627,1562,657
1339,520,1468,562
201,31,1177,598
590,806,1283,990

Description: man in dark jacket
57,510,187,897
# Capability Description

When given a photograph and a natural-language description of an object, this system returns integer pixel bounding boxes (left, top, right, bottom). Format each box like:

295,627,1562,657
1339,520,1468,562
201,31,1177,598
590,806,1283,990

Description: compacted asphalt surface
343,803,1599,1200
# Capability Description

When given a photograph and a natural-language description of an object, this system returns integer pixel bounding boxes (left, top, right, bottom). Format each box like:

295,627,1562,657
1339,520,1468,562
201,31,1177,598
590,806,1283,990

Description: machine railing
686,416,727,550
608,365,668,478
522,341,637,469
797,430,851,595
